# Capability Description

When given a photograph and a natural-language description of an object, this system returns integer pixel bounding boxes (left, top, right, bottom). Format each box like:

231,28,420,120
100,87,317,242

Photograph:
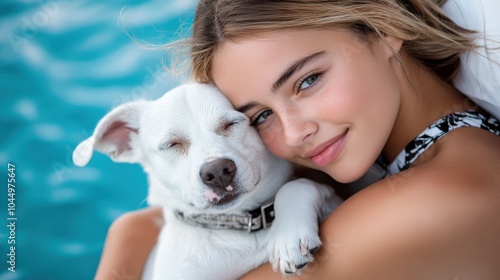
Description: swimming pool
0,1,196,279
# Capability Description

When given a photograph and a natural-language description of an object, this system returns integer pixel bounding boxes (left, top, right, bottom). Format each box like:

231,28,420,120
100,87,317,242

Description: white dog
72,83,343,280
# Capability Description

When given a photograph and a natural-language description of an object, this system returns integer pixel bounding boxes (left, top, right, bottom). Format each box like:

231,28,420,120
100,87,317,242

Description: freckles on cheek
260,130,287,158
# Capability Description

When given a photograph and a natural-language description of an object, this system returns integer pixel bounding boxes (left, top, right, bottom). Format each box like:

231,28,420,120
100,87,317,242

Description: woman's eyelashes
249,72,321,127
250,109,273,127
296,72,321,93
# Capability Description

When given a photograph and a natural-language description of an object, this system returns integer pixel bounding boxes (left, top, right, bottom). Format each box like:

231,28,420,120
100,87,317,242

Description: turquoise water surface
0,1,197,279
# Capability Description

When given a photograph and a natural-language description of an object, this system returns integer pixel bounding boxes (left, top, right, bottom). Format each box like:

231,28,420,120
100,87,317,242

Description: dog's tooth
226,185,233,191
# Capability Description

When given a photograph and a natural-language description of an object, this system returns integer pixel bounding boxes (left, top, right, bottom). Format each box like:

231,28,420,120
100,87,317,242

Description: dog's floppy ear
72,100,148,167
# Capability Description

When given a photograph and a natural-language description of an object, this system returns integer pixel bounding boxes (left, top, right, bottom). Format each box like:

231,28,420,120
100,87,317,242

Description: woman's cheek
259,127,289,159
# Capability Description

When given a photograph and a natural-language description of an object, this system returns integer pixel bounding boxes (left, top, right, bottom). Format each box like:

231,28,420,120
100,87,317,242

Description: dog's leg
267,178,343,275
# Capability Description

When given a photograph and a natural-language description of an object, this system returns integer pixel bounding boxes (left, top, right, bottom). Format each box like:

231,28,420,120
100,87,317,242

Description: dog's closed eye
158,137,190,153
217,117,246,136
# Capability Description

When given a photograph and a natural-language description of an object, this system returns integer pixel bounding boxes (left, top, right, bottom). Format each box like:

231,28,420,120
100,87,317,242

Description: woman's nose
281,110,316,147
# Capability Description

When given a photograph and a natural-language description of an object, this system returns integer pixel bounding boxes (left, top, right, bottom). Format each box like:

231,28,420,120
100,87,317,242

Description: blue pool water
0,1,197,279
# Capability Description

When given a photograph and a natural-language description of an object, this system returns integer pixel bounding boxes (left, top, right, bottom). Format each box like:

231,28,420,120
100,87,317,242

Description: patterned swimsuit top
387,109,500,175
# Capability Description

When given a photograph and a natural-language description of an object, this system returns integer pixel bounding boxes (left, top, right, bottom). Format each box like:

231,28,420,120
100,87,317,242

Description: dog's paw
268,229,322,275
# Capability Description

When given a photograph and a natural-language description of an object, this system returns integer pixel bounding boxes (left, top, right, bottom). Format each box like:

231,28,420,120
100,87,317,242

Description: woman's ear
382,35,403,58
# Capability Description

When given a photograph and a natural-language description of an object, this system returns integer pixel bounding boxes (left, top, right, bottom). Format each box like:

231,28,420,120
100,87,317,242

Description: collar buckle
260,201,275,229
248,201,275,232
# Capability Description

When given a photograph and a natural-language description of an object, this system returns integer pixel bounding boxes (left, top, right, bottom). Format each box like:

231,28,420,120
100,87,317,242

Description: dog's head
73,83,290,214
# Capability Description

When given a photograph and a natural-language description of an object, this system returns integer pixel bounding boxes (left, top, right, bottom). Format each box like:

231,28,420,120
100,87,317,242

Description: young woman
95,0,500,279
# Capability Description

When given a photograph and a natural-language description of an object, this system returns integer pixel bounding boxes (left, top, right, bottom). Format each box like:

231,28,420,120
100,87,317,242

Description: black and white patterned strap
173,201,275,233
388,110,500,175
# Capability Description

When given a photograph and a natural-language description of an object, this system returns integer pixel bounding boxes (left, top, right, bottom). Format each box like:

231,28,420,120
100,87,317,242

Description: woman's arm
241,162,500,279
95,207,163,280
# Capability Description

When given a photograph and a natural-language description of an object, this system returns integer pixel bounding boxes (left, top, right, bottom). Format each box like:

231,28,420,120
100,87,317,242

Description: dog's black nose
200,159,237,191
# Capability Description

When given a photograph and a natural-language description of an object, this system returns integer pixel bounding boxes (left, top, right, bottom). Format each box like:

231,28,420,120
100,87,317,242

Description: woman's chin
322,162,376,185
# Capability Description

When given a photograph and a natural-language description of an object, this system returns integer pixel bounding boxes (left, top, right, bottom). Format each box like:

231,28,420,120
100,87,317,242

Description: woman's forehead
212,29,357,85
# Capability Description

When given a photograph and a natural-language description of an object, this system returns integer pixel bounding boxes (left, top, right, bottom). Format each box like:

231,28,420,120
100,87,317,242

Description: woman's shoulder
427,124,500,188
315,127,500,279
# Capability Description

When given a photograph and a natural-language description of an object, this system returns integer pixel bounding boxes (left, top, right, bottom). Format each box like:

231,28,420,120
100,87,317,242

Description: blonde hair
189,0,477,84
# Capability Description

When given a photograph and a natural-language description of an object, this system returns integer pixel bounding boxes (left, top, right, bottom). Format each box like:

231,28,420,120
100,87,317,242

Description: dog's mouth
211,192,240,206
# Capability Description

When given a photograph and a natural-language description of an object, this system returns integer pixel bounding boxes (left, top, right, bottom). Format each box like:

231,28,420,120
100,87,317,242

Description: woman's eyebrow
271,51,326,93
236,101,257,114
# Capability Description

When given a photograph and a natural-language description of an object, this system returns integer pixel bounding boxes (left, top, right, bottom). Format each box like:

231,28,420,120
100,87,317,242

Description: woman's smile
305,129,348,166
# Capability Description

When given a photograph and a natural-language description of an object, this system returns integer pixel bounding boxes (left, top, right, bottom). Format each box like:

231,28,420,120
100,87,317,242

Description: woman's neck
382,54,476,163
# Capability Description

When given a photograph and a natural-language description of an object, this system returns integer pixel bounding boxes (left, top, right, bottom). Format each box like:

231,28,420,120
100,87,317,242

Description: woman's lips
306,130,348,167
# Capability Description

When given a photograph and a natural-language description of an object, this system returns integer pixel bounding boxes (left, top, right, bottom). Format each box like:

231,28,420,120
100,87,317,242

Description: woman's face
212,29,403,183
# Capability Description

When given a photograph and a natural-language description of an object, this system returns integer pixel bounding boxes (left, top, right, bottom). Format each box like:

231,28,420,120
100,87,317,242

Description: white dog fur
73,83,342,280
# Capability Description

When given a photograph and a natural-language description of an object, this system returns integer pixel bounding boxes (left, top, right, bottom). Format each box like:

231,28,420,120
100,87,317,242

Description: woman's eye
251,110,273,126
298,73,320,91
